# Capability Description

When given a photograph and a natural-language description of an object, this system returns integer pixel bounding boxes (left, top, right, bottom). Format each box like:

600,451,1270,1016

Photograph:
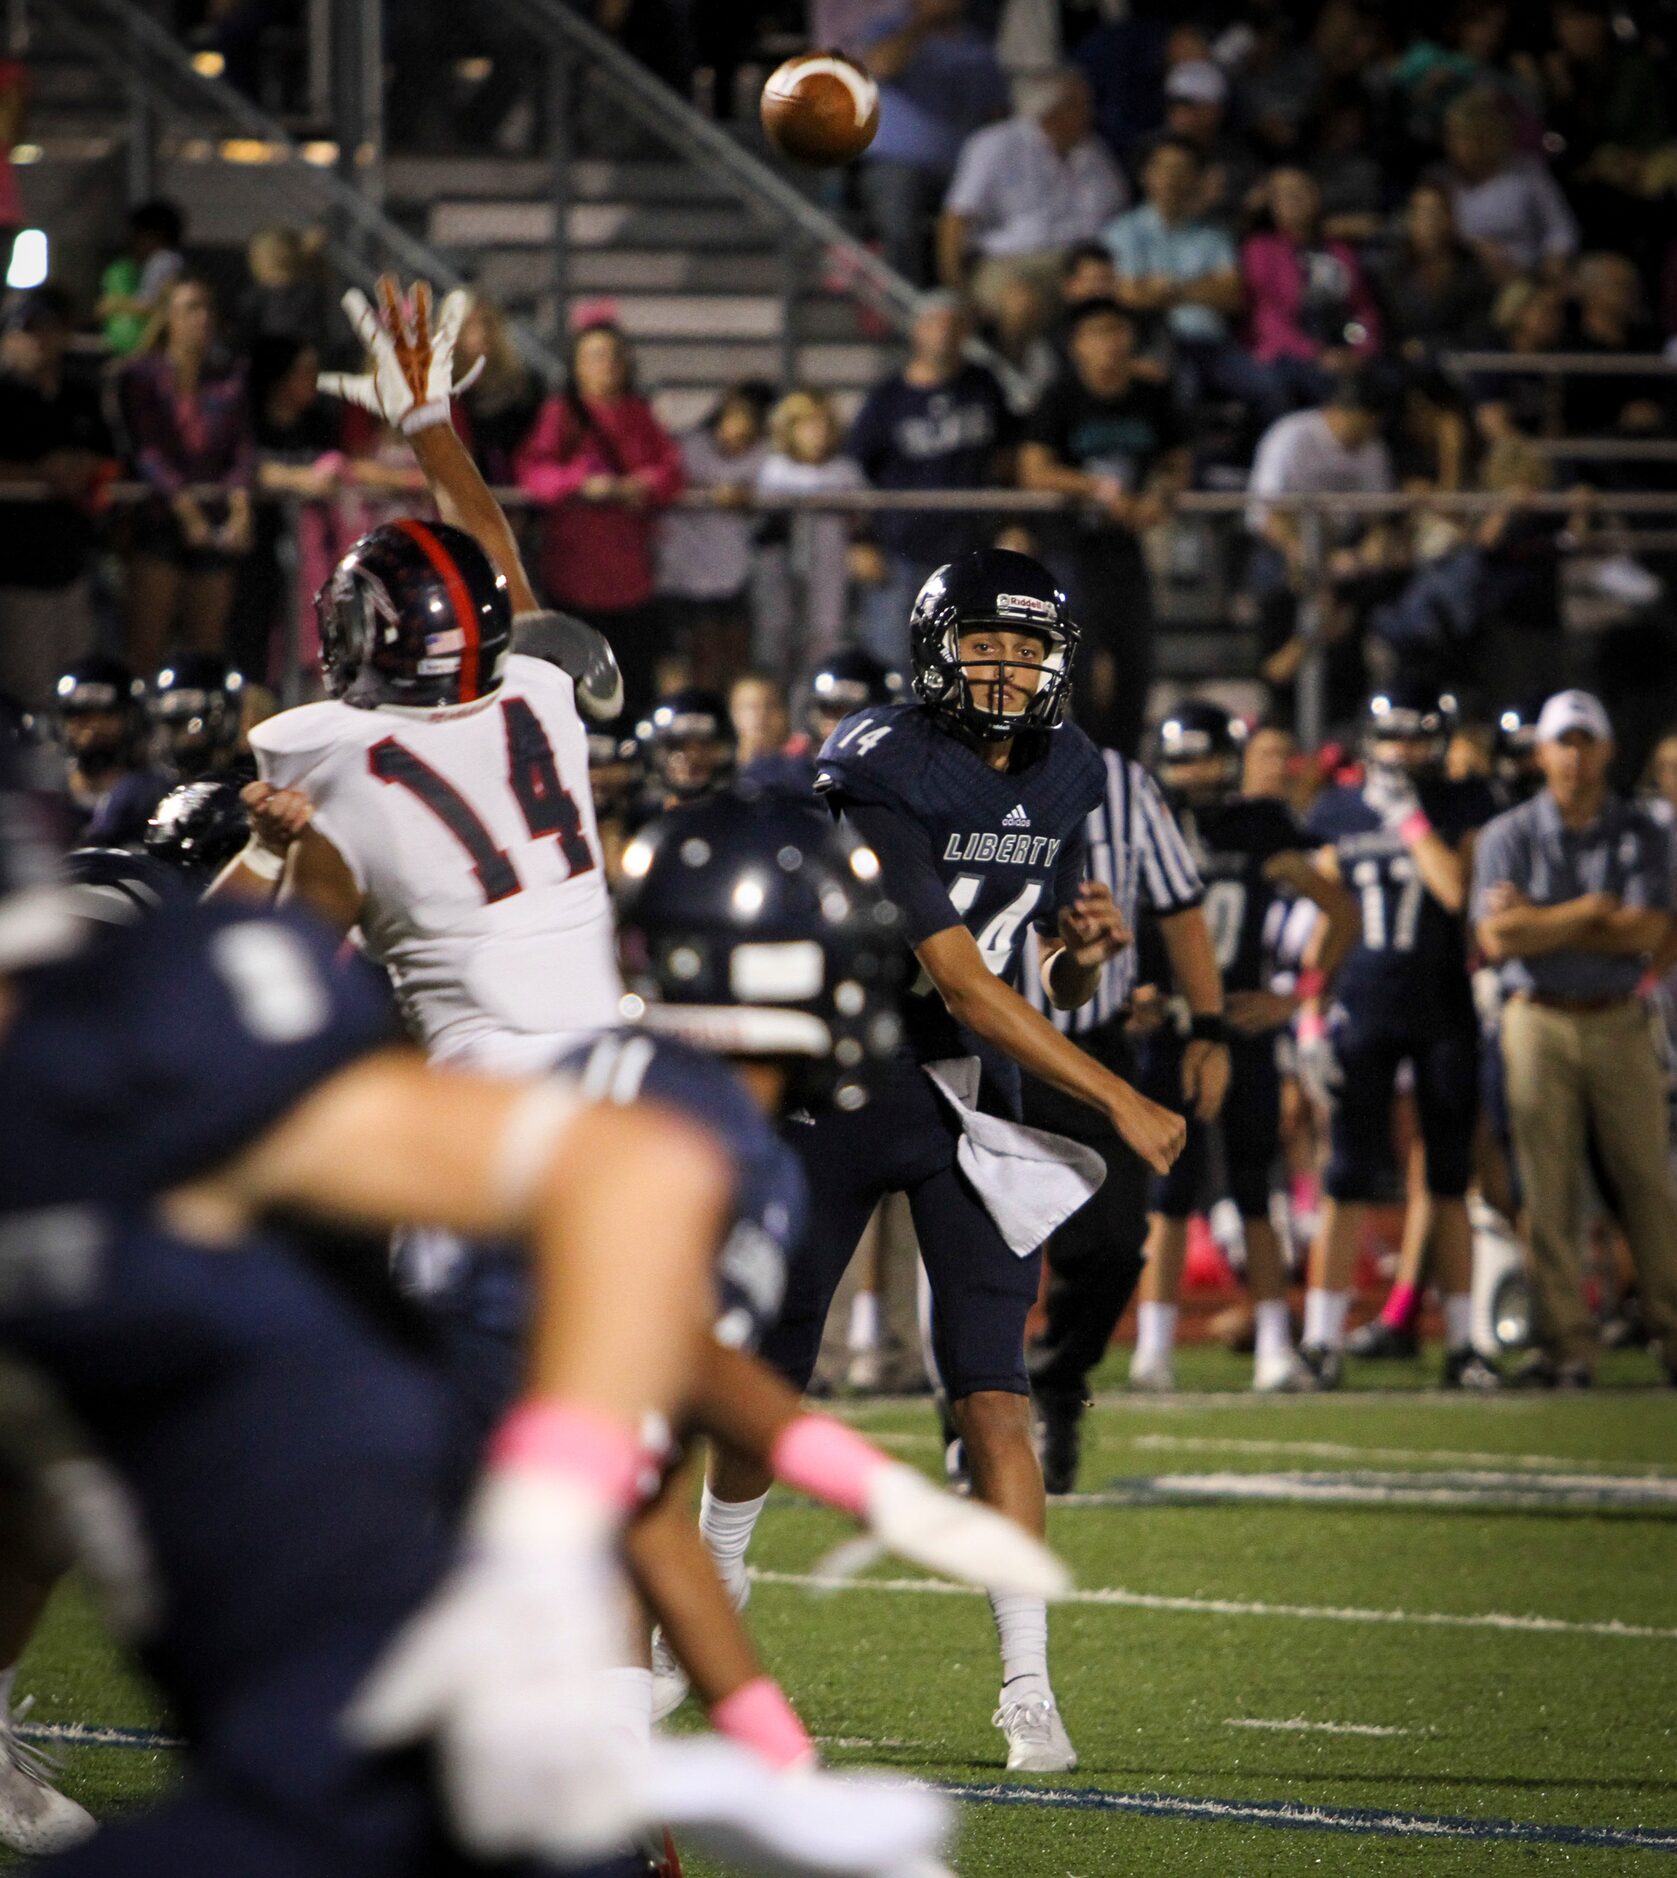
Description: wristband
1398,810,1433,847
400,399,452,436
769,1413,888,1519
711,1676,817,1772
1189,1013,1226,1045
238,841,284,882
1295,966,1326,1004
489,1399,648,1514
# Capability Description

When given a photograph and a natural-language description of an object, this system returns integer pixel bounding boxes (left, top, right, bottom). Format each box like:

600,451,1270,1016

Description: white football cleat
992,1688,1078,1774
1251,1350,1312,1393
650,1629,690,1725
0,1700,96,1855
1127,1351,1176,1394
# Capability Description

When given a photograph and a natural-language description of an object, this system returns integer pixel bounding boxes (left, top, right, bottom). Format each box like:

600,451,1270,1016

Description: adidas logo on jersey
1003,803,1031,828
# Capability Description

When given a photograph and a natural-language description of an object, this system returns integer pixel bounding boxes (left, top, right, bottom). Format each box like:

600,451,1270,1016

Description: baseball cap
1165,60,1230,108
1535,689,1612,744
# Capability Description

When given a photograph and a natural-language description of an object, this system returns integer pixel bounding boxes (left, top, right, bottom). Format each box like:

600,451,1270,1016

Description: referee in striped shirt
1018,744,1229,1491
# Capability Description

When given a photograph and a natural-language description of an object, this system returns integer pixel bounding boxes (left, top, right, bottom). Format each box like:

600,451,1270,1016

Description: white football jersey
251,654,622,1073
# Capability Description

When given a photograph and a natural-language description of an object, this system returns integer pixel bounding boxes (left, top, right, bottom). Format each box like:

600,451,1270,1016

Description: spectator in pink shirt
1228,166,1384,427
515,320,683,715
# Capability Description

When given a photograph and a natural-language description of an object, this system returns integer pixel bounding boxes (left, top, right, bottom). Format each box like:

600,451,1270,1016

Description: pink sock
711,1676,817,1771
769,1414,888,1518
1380,1282,1420,1332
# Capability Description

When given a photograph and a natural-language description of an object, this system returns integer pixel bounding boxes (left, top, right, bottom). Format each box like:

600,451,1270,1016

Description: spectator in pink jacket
1228,166,1384,427
515,320,683,714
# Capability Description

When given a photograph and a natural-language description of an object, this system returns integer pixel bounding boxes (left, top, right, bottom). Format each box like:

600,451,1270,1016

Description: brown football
760,52,880,167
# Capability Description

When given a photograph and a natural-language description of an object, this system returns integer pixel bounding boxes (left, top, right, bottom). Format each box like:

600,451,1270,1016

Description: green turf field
12,1344,1677,1875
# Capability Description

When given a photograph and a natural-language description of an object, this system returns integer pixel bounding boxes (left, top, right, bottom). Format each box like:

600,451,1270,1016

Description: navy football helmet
803,648,904,744
55,655,148,769
145,779,250,881
909,548,1079,743
1362,678,1456,772
63,846,182,924
642,688,737,803
151,654,245,778
318,520,511,711
1492,700,1543,802
587,722,645,820
1154,699,1246,805
616,791,903,1111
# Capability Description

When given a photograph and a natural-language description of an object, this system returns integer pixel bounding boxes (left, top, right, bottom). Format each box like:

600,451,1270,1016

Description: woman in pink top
515,320,683,716
1230,167,1384,425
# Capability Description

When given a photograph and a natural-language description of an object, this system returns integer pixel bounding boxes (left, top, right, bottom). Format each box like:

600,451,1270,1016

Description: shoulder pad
814,703,925,808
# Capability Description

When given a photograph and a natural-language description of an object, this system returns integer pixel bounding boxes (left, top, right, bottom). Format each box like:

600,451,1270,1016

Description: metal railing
13,479,1677,743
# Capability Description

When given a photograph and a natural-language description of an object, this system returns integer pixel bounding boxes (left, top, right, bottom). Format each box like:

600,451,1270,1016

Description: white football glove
815,1461,1070,1600
643,1737,952,1878
1294,1015,1343,1112
318,276,483,435
343,1469,644,1862
1361,761,1422,832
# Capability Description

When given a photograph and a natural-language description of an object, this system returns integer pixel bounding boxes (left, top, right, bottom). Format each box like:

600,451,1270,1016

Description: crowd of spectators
6,1,1677,774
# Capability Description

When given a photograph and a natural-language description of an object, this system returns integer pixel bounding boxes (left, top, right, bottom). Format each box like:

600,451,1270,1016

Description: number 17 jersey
251,653,622,1072
1306,772,1494,1037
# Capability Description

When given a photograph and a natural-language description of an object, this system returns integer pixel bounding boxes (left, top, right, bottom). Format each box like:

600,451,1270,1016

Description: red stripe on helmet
393,517,481,702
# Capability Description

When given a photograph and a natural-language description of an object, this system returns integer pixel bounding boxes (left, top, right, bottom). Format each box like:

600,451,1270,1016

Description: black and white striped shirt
1018,748,1204,1034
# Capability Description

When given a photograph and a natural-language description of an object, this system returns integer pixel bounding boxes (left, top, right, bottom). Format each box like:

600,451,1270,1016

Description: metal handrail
14,483,1677,515
1442,350,1677,377
49,0,567,379
492,0,917,321
485,0,1025,399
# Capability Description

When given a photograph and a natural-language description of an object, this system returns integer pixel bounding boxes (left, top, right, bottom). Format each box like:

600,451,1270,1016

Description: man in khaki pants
1473,690,1677,1385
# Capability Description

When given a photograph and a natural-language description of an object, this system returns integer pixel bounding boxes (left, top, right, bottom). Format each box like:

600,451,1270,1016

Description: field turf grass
11,1344,1677,1875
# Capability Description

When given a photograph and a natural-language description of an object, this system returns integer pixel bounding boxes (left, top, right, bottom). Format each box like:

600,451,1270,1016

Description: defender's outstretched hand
319,276,483,435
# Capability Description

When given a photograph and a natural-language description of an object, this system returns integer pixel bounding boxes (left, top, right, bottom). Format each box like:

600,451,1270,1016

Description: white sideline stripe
1226,1716,1411,1738
1133,1433,1677,1477
1061,1471,1677,1509
747,1568,1677,1641
19,1722,184,1750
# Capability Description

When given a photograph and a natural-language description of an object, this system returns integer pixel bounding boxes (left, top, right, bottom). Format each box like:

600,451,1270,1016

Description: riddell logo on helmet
996,593,1056,620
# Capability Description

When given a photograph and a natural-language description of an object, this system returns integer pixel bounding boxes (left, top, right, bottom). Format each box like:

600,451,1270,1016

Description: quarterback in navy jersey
704,548,1185,1777
1129,703,1358,1393
1298,680,1500,1389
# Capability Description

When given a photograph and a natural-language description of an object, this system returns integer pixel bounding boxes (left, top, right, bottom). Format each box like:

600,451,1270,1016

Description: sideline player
1129,701,1358,1393
53,656,169,849
1299,680,1500,1389
704,548,1186,1773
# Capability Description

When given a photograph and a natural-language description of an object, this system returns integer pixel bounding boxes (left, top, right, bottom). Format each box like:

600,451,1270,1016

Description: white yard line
1131,1433,1677,1476
747,1568,1677,1641
1058,1470,1677,1509
1225,1716,1413,1738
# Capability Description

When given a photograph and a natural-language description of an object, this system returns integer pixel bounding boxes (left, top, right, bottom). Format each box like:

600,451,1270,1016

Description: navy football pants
1139,1030,1282,1221
764,1059,1041,1399
1324,1020,1478,1203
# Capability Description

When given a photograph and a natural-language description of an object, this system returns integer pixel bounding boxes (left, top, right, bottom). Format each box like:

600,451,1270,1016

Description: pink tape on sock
1380,1281,1420,1331
488,1400,645,1513
769,1414,888,1518
711,1676,816,1772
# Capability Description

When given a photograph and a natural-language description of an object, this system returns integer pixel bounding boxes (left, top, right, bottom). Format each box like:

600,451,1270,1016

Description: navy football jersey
559,1031,806,1352
0,898,401,1215
1176,795,1309,993
815,701,1105,1109
1307,773,1495,1033
740,747,820,802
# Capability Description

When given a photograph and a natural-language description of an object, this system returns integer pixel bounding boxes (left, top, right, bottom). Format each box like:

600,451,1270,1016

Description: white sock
1303,1288,1350,1350
1254,1299,1292,1366
988,1592,1049,1697
1442,1293,1474,1352
1134,1301,1178,1367
848,1289,881,1352
601,1666,653,1750
698,1486,768,1605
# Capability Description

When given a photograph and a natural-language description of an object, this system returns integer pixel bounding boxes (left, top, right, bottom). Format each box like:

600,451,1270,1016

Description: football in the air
760,52,880,167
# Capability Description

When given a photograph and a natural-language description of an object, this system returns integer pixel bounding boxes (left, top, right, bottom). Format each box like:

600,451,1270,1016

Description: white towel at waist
921,1057,1107,1257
